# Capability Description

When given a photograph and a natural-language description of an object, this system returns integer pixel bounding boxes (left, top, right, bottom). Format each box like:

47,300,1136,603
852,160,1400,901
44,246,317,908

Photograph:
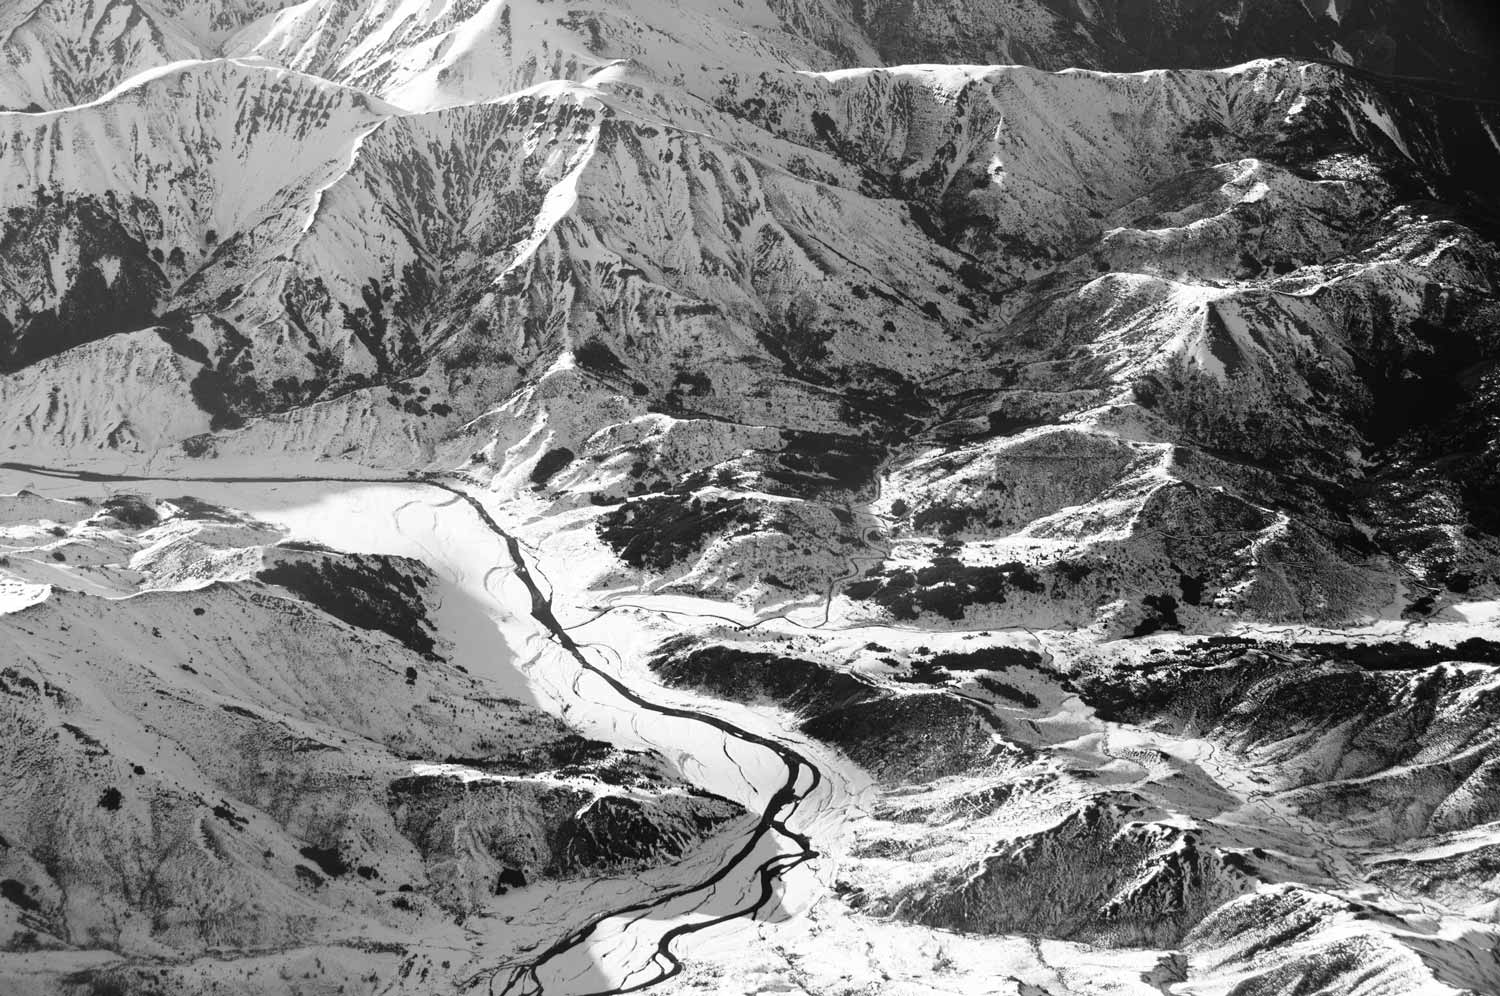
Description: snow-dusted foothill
0,485,745,992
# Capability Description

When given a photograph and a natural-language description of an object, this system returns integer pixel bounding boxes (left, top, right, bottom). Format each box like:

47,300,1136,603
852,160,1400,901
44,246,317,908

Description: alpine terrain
2,2,1500,995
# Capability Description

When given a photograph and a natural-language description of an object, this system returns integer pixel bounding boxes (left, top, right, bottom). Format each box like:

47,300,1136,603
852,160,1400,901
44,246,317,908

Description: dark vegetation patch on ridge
845,557,1046,621
531,447,575,488
649,642,879,715
597,493,759,572
257,553,441,659
1075,636,1500,723
650,640,1028,784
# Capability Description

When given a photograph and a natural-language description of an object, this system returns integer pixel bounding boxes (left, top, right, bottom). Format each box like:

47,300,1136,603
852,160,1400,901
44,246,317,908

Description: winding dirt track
0,462,826,996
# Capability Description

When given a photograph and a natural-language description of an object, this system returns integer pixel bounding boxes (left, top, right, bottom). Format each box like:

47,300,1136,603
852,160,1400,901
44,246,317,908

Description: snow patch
0,573,50,614
1357,97,1413,160
1482,118,1500,158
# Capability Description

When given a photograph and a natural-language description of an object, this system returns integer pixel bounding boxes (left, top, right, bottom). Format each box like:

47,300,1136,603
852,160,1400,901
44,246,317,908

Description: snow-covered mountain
2,2,1499,995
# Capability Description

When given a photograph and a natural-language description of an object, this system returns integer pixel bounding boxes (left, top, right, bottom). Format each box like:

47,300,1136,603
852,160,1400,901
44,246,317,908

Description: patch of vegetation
157,313,259,431
299,845,349,878
844,557,1044,621
473,733,616,776
673,369,711,395
0,195,166,372
0,879,39,912
911,502,972,536
495,867,527,894
975,675,1041,708
799,692,1007,785
1131,377,1161,409
575,338,627,376
597,494,758,572
2,669,40,696
1131,593,1183,637
757,292,835,371
1077,634,1500,725
550,795,740,874
339,272,427,376
531,447,575,488
180,433,217,458
61,723,106,754
763,431,883,496
1296,637,1500,670
258,554,440,659
1178,573,1206,606
277,540,335,553
927,646,1045,671
166,496,241,523
894,660,952,685
212,801,248,828
987,410,1048,436
810,110,839,143
650,643,878,714
99,494,158,529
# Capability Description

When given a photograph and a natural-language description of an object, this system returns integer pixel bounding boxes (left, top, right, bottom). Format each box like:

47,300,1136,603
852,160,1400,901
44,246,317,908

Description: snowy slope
0,488,744,985
2,2,1500,995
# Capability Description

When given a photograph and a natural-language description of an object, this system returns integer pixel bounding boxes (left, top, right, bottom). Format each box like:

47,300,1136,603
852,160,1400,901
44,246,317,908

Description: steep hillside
3,51,1497,630
0,489,744,991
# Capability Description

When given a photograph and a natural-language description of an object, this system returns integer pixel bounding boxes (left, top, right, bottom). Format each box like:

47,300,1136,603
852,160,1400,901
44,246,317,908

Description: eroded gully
0,463,829,996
